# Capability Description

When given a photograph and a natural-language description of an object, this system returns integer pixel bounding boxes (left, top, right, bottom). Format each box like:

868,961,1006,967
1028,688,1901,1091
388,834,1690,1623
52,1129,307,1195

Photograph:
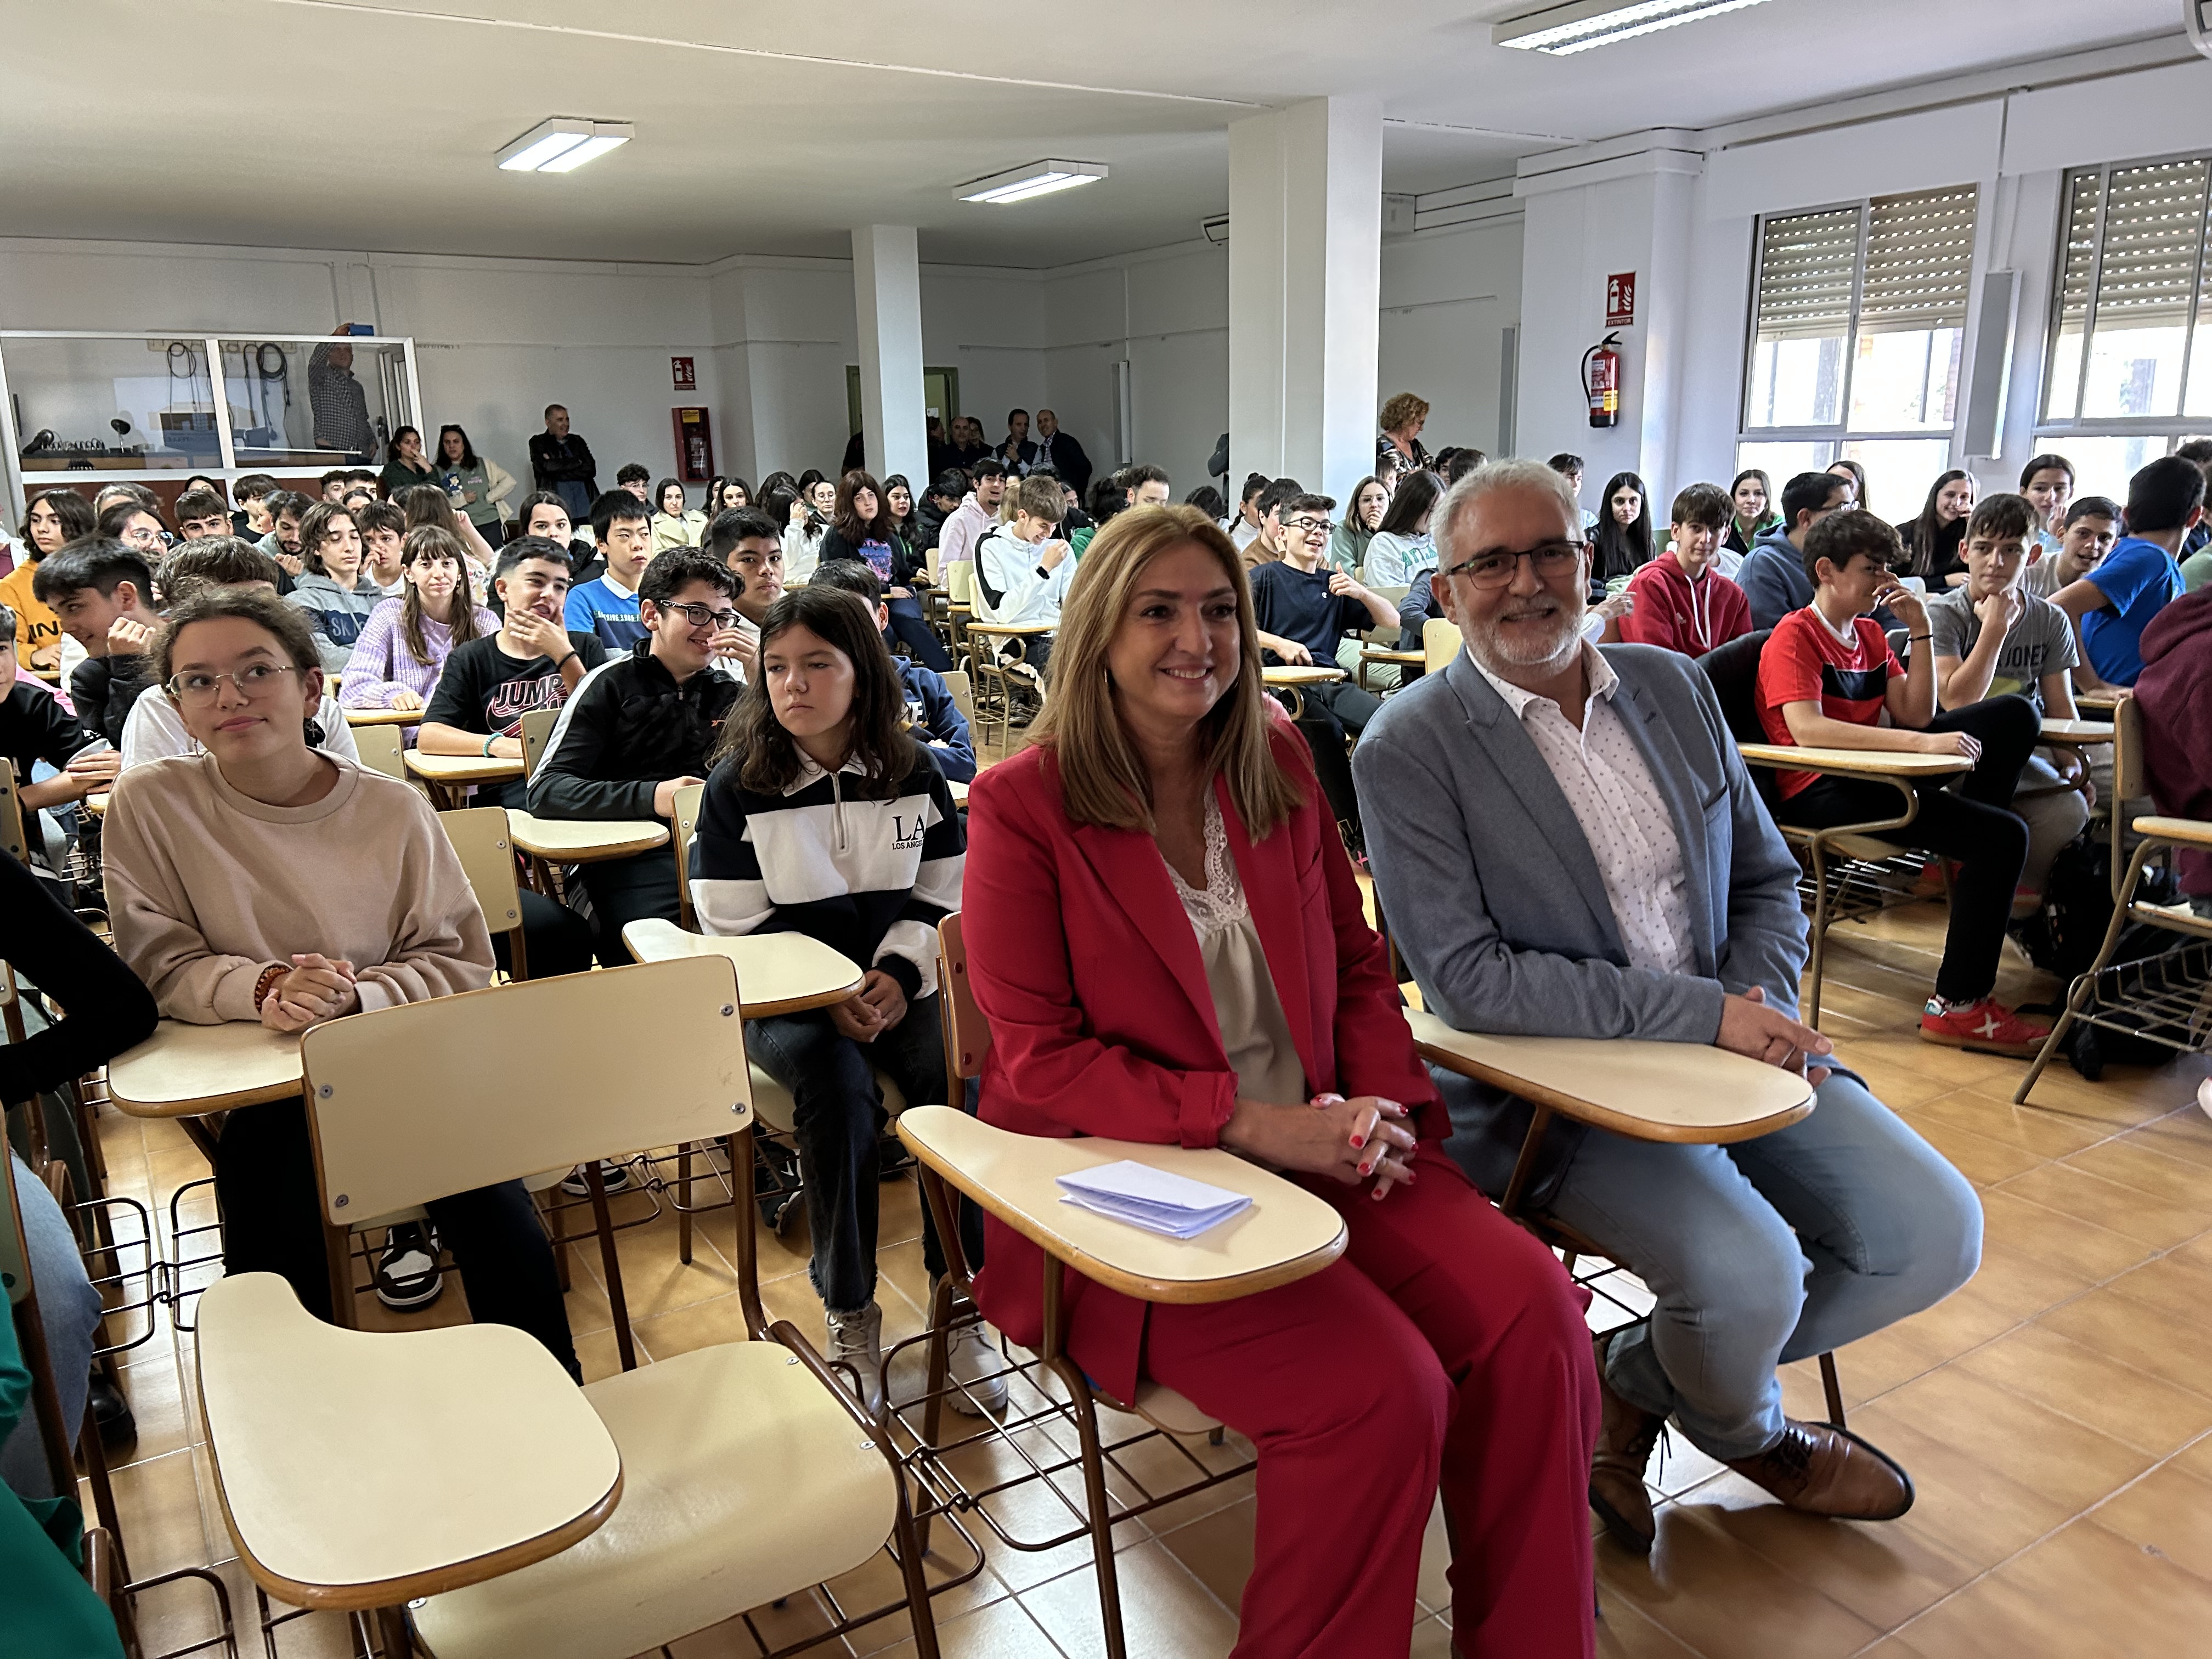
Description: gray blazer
1353,642,1810,1204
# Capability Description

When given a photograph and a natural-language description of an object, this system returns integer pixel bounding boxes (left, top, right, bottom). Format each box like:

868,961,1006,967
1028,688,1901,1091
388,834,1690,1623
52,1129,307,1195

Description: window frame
1737,185,1982,458
2035,149,2212,451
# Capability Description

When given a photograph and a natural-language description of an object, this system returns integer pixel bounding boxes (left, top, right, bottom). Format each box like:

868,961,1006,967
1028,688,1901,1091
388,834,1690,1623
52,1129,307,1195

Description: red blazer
961,721,1442,1403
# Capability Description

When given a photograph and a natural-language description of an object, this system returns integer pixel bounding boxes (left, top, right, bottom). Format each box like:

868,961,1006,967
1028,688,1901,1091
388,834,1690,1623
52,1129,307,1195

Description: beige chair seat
196,1274,620,1610
1779,825,1909,864
411,1342,898,1659
748,1059,908,1136
1120,1381,1218,1438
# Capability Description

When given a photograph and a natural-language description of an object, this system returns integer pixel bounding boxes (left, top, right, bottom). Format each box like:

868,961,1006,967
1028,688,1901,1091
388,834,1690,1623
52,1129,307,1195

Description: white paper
1056,1160,1252,1238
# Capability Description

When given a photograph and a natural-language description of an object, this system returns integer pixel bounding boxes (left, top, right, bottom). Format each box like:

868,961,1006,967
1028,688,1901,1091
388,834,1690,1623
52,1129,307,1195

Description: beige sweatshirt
104,753,494,1024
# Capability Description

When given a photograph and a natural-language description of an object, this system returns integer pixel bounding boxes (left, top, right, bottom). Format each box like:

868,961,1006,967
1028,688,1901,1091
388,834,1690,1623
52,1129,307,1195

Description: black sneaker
878,1136,915,1180
374,1222,443,1310
560,1161,632,1197
89,1374,137,1448
757,1187,803,1235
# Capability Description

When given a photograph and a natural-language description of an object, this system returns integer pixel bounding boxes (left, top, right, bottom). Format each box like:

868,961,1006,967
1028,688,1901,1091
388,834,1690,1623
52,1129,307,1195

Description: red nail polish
1350,1133,1365,1149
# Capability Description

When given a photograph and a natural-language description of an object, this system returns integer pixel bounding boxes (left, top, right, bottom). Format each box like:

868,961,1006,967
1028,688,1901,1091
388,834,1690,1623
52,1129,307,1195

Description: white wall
1379,214,1523,464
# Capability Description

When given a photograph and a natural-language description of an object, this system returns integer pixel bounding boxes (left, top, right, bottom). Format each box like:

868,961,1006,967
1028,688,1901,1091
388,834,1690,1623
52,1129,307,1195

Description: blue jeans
552,479,593,520
745,994,970,1313
1538,1070,1980,1460
3,1152,100,1500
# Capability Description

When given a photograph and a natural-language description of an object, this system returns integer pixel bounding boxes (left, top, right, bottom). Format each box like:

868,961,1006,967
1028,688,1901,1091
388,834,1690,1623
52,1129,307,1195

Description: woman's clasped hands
1221,1092,1418,1201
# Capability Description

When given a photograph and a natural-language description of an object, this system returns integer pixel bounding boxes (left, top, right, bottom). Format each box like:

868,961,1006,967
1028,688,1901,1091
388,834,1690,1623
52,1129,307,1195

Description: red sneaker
1920,997,2050,1057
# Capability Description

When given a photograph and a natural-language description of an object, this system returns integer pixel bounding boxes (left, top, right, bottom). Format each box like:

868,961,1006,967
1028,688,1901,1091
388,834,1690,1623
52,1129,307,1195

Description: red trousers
1144,1142,1598,1658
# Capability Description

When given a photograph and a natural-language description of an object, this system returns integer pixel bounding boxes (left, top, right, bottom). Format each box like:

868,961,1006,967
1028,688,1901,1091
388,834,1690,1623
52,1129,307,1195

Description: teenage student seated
1356,460,1977,1560
808,560,975,783
2,488,94,676
2024,494,2118,600
31,539,162,746
1,603,118,878
963,504,1596,1655
703,506,786,676
2136,582,2212,915
1619,482,1752,658
117,541,359,772
529,549,744,964
354,499,409,596
416,536,608,980
815,471,951,672
1248,490,1396,857
972,473,1073,676
515,489,599,572
1736,469,1857,629
102,587,575,1367
335,526,497,729
1927,493,2088,902
284,501,381,670
689,584,983,1416
563,490,655,650
1756,509,2047,1052
2050,454,2199,692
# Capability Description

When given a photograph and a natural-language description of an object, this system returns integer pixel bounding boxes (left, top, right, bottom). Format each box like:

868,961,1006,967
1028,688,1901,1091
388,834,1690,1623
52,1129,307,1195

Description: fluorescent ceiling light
958,160,1107,205
496,118,634,173
1494,0,1776,54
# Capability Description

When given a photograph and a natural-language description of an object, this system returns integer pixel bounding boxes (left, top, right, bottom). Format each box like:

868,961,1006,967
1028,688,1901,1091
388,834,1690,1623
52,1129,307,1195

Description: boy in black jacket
33,541,163,748
1,605,115,876
527,550,746,963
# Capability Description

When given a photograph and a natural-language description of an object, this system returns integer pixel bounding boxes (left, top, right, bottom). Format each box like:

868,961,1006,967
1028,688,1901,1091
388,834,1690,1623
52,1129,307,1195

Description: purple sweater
337,597,501,716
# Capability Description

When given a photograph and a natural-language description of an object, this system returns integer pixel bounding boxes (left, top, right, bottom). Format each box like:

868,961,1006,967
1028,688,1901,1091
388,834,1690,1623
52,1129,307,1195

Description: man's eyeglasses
657,601,743,629
1440,539,1586,590
166,663,298,706
1285,517,1334,537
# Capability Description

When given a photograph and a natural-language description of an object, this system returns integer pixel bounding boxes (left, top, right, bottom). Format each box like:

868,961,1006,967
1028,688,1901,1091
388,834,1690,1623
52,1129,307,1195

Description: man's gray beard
1466,599,1585,676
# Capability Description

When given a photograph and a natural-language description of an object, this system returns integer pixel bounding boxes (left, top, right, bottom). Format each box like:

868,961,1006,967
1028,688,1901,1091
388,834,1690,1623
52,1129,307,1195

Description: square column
1228,97,1384,504
851,225,929,488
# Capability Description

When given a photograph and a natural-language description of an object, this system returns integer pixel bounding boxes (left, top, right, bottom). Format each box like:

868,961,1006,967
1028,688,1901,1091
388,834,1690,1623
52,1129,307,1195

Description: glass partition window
216,337,414,466
2036,157,2212,492
1739,185,1979,513
8,336,222,473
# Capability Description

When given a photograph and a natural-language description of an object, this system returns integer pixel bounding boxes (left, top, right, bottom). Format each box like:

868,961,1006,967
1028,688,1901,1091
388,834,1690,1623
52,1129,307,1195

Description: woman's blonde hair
1030,505,1304,838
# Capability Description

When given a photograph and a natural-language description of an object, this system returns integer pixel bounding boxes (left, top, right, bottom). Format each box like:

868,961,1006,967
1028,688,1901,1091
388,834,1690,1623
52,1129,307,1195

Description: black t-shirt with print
424,629,606,808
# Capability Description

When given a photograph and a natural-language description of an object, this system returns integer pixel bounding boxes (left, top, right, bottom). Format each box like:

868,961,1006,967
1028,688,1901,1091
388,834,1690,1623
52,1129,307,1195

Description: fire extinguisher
1582,332,1622,430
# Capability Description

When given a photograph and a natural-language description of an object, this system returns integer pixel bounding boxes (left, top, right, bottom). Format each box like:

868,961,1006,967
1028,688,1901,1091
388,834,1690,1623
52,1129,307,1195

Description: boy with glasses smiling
1249,490,1397,856
529,549,746,964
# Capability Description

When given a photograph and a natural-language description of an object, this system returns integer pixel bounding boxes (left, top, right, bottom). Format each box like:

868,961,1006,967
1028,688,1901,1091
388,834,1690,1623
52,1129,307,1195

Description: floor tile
1019,1540,1241,1659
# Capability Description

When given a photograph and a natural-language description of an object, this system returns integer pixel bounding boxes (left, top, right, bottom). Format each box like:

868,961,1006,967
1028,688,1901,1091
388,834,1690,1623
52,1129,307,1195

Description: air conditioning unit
1200,215,1229,246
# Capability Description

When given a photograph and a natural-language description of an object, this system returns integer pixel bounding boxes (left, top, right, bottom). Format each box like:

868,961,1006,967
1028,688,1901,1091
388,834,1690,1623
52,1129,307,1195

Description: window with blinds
1743,185,1979,437
2042,157,2212,424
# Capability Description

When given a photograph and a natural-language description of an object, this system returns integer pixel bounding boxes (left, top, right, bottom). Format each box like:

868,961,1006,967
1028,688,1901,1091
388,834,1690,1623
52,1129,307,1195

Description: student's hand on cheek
108,617,155,656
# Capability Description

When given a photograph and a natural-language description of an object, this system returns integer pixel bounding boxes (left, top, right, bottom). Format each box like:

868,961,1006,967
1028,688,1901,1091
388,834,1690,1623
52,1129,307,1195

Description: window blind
1753,207,1859,342
1859,186,1979,335
2083,159,2211,331
2054,169,2103,340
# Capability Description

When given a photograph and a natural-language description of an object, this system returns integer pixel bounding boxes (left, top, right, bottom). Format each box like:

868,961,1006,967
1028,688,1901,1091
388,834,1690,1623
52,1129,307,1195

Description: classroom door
845,366,961,443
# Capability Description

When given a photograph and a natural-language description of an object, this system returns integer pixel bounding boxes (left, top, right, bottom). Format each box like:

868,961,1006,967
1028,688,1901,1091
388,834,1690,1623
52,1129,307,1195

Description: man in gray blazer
1355,458,1980,1555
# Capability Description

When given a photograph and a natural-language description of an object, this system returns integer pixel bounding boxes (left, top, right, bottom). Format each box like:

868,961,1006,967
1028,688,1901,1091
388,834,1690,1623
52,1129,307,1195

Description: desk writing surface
1737,743,1973,778
505,812,668,862
405,752,526,784
109,1020,303,1118
620,919,863,1017
1261,665,1347,685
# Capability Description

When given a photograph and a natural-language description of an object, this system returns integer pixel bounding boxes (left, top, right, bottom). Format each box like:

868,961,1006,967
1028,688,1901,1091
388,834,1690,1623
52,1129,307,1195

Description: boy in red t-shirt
1621,482,1753,658
1754,509,2047,1053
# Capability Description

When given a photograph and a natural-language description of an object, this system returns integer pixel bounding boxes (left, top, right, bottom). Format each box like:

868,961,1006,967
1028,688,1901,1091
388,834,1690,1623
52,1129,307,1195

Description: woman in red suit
962,506,1598,1658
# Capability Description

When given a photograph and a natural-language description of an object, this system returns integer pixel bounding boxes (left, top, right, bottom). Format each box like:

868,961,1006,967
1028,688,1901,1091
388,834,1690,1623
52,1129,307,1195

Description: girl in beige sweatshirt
102,588,574,1372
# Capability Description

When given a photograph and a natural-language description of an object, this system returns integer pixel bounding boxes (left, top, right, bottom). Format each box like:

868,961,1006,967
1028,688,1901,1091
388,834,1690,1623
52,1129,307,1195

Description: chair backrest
1366,586,1409,642
0,759,27,865
935,912,990,1097
2112,691,2143,898
1697,627,1774,747
438,806,522,944
940,668,975,724
672,781,706,927
301,956,750,1223
0,1144,31,1308
520,707,560,778
946,562,974,605
925,546,941,584
1421,617,1461,677
354,725,406,782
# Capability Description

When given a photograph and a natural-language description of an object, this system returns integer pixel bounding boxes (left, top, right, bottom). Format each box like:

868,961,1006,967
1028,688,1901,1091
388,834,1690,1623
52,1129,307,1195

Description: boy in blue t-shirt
562,491,654,651
2053,454,2200,689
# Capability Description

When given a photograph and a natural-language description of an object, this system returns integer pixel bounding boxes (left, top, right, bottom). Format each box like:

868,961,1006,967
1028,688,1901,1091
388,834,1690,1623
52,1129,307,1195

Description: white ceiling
0,0,2181,268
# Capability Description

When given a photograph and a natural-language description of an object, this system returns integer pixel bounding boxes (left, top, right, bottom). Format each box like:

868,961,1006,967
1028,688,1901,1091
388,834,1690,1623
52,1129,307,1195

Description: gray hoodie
1736,523,1814,630
286,572,383,672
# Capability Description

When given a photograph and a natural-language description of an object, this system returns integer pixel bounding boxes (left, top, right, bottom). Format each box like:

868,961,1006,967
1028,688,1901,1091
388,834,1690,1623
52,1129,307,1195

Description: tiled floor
67,893,2212,1658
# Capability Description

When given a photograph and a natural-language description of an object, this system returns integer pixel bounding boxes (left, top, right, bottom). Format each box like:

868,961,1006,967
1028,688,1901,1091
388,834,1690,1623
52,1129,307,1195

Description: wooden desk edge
1414,1043,1815,1146
1737,743,1972,777
899,1128,1348,1304
109,1074,302,1118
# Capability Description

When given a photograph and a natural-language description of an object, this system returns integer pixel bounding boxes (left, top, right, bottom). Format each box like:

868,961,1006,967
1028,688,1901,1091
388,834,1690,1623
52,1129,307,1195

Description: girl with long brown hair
815,469,950,670
335,525,498,722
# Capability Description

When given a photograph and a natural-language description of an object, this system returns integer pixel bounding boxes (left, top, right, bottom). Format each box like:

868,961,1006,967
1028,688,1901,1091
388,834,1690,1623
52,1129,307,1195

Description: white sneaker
825,1302,885,1418
2198,1078,2211,1120
933,1275,1008,1418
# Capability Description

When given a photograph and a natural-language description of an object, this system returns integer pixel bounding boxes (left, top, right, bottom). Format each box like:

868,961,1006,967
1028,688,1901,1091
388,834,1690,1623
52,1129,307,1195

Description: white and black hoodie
689,740,964,1002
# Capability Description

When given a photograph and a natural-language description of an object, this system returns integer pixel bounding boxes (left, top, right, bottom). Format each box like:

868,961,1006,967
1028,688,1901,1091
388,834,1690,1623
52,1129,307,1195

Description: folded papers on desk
1055,1160,1253,1238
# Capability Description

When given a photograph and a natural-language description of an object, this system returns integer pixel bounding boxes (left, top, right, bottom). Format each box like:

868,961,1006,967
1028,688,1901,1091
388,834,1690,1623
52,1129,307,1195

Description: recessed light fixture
496,117,635,174
957,160,1108,205
1494,0,1776,54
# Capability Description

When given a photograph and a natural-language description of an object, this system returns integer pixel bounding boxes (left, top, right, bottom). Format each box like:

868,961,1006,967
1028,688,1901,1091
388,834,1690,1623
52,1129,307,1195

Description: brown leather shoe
1588,1334,1664,1553
1724,1419,1914,1520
